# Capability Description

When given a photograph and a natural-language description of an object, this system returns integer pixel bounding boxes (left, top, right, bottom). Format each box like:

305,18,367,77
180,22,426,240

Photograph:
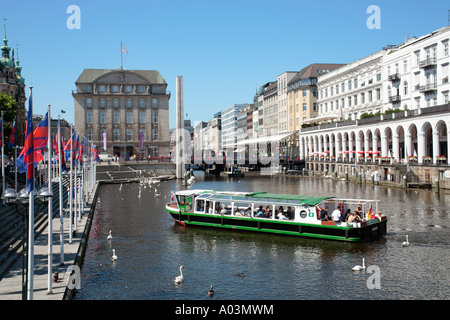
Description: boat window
233,202,251,216
254,204,274,219
205,201,213,213
214,201,232,215
196,199,205,212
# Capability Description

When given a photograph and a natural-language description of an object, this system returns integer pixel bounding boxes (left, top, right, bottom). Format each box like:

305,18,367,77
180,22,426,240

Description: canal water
75,172,450,300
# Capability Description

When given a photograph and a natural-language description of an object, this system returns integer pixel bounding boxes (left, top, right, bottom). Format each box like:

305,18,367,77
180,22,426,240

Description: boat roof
174,190,333,206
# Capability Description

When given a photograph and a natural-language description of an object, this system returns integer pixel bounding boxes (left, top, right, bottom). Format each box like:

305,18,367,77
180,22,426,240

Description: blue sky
3,0,449,128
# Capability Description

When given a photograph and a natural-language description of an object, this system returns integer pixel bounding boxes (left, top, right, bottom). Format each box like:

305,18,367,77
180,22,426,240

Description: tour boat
165,190,387,242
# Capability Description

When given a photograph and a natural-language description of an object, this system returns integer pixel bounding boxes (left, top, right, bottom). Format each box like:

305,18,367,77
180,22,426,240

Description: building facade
0,27,26,146
298,25,450,177
382,26,450,113
285,63,344,156
262,82,278,136
73,68,170,159
316,51,385,123
277,72,297,134
221,104,248,148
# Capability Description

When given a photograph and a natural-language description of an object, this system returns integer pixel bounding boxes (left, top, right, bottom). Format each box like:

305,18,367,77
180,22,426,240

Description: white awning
228,132,296,147
302,114,338,124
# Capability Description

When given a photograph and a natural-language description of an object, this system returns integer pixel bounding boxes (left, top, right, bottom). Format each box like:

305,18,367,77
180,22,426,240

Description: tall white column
418,133,426,164
393,133,399,162
432,130,440,164
372,135,378,161
381,133,388,158
364,136,370,159
175,76,185,179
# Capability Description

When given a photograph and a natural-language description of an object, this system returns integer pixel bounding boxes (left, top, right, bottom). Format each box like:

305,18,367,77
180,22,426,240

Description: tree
0,92,19,155
0,92,18,123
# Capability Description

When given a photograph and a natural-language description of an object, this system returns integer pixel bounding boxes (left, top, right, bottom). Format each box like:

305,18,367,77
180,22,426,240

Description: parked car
99,153,114,162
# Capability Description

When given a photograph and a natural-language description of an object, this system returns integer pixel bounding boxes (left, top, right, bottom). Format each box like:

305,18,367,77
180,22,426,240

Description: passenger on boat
375,211,382,220
277,211,287,220
347,211,362,223
220,207,228,215
356,206,363,219
331,206,341,225
286,207,294,219
235,208,243,216
245,207,252,217
316,206,330,221
265,206,272,218
256,205,265,217
342,209,351,222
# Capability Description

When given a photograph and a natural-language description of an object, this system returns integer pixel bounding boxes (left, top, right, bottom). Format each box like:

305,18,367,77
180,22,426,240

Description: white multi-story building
382,26,450,112
316,50,385,122
221,104,249,148
298,25,450,166
262,81,278,136
277,71,297,134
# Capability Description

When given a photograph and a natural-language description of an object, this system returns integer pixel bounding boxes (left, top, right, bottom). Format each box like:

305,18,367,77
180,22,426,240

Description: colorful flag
23,93,35,191
8,120,16,149
367,205,373,220
59,133,67,172
33,112,49,163
92,146,100,162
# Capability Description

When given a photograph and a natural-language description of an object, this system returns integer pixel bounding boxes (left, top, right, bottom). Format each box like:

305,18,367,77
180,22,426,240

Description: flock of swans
118,178,162,200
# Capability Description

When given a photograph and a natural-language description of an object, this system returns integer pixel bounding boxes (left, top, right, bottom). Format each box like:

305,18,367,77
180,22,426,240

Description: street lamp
1,186,53,300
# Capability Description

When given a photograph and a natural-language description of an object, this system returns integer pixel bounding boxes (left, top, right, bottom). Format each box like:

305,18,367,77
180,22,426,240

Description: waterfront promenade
0,183,97,300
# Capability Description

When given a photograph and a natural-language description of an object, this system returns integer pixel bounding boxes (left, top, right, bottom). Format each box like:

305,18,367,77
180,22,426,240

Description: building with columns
298,26,450,187
73,68,170,159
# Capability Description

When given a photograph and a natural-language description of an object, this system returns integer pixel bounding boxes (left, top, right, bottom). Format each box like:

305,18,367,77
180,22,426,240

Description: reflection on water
75,172,450,300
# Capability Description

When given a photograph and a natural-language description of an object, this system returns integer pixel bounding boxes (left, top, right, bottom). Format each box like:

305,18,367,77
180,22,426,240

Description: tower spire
1,17,11,60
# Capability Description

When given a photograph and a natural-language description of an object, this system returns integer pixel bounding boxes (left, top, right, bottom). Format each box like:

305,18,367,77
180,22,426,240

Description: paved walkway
0,186,97,300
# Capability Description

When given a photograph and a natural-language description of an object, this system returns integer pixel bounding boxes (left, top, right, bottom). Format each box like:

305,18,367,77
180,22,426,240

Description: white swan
352,258,365,271
174,266,184,284
402,235,410,247
208,285,214,297
111,249,118,261
107,230,113,240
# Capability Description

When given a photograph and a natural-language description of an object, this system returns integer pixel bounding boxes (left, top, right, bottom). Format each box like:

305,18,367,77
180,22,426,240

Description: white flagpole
58,115,64,265
47,104,53,294
69,125,73,241
27,86,35,300
120,41,123,70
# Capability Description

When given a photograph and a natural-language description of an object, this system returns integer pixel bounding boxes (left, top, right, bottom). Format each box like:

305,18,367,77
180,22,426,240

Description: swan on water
352,258,365,271
208,285,214,297
107,230,113,240
174,266,184,284
402,235,410,247
111,249,118,261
